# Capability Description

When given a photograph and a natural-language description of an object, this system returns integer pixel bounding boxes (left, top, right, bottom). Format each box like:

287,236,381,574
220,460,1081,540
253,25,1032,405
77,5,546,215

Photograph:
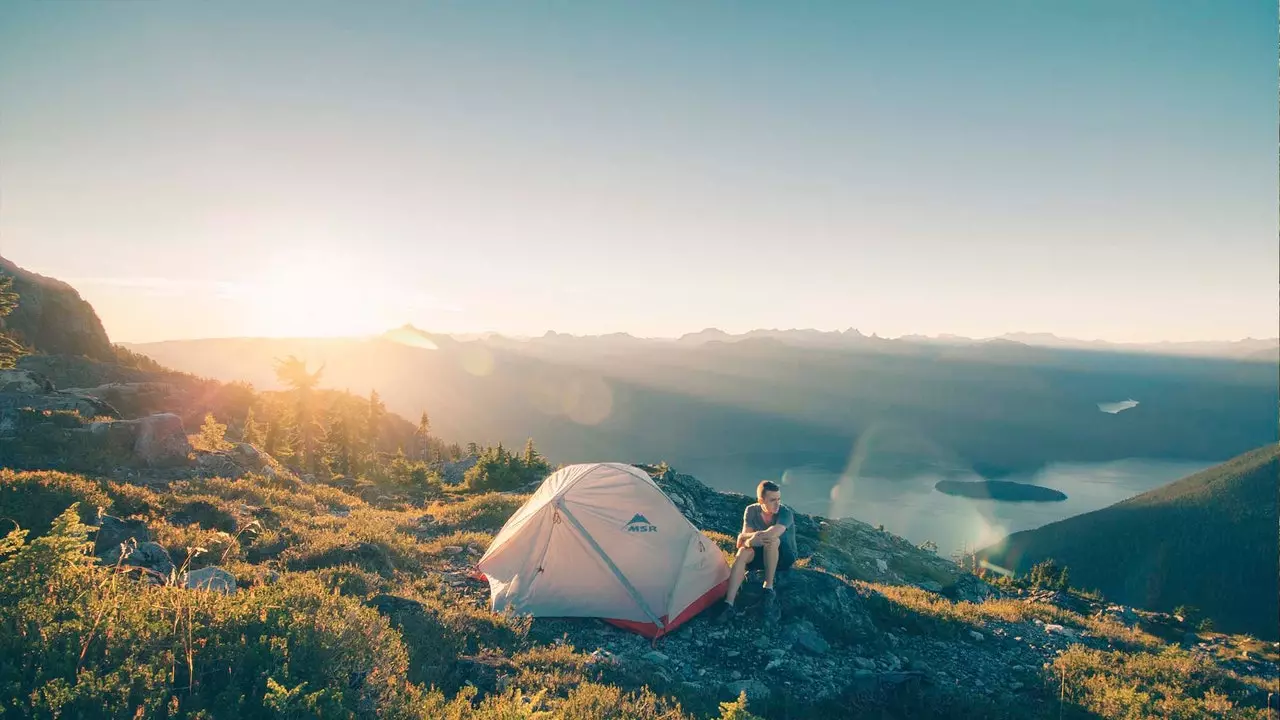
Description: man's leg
725,546,755,605
762,541,780,589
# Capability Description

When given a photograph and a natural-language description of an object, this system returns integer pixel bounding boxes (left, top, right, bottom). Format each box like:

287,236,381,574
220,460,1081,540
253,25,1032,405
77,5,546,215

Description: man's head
757,480,781,513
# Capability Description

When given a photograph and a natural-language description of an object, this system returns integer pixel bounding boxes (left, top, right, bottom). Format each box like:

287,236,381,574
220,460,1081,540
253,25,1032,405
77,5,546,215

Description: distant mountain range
424,325,1279,361
979,444,1280,639
123,322,1279,487
399,325,1280,365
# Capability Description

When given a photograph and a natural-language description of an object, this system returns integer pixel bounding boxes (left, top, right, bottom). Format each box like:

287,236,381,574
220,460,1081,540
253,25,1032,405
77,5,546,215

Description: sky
1,1,1276,343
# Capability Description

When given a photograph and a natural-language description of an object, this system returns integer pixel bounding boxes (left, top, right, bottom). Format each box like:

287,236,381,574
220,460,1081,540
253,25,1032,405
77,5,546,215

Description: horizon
2,2,1276,345
115,321,1276,347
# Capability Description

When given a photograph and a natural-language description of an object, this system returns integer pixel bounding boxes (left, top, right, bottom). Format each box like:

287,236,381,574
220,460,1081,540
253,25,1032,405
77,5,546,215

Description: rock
876,559,889,573
232,442,267,469
330,507,351,518
781,620,830,656
184,566,237,594
105,539,175,578
0,369,54,393
753,636,772,650
720,679,770,705
765,658,786,671
133,413,191,467
969,630,985,642
774,569,875,644
1010,681,1024,691
194,451,246,478
94,513,151,556
918,580,943,593
642,651,669,665
853,656,876,671
1043,624,1078,639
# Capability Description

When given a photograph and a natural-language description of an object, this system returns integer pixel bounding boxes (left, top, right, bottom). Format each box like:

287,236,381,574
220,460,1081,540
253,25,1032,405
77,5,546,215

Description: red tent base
604,579,728,639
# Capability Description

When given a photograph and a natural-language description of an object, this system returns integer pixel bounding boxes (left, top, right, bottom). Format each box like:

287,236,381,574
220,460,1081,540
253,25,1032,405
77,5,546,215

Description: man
714,480,796,623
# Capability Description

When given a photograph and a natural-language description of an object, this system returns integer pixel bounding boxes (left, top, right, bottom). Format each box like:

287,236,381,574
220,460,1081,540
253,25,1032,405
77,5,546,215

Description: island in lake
934,479,1068,502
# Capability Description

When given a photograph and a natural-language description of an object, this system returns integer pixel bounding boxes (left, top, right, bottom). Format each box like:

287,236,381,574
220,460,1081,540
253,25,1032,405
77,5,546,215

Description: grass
1053,645,1274,719
1,467,1274,720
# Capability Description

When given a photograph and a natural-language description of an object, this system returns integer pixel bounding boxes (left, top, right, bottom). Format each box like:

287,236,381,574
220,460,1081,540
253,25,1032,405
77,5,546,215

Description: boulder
193,451,247,478
0,369,54,393
719,679,771,706
781,619,830,655
104,539,175,578
94,513,151,556
775,569,876,644
232,443,267,469
133,413,191,467
184,566,237,594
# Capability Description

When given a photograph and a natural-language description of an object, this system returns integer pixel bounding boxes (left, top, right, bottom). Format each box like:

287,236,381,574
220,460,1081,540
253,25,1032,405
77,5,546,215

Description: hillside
979,445,1280,639
0,256,114,361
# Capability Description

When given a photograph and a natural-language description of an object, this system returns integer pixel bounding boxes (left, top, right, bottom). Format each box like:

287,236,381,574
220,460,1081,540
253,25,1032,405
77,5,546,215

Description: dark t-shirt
742,504,797,558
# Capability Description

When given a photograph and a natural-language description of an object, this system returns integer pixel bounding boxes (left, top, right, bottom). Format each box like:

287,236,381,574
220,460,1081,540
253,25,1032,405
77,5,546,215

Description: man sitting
714,480,796,623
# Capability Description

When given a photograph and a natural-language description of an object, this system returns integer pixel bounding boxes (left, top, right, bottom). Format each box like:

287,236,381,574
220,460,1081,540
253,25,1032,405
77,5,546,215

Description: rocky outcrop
132,413,191,467
0,255,115,361
0,369,54,394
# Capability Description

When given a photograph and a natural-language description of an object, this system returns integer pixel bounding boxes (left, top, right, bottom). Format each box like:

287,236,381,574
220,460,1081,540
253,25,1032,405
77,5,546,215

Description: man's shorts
746,543,795,573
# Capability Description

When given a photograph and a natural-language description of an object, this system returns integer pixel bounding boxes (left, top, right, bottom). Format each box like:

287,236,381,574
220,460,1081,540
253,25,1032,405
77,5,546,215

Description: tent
476,462,730,638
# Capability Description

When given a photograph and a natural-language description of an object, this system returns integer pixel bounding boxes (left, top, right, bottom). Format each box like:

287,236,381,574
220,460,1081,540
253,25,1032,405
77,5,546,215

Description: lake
682,457,1214,556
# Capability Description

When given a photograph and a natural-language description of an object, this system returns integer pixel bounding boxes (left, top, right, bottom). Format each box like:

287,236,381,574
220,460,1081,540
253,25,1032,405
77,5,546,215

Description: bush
0,508,419,719
462,443,549,493
1053,645,1269,719
0,470,110,534
1027,558,1070,591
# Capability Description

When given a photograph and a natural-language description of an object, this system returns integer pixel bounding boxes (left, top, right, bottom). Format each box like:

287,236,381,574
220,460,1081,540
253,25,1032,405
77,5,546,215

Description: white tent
476,462,729,638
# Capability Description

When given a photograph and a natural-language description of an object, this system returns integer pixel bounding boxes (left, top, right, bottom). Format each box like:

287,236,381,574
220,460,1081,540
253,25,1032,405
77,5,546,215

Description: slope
979,444,1280,638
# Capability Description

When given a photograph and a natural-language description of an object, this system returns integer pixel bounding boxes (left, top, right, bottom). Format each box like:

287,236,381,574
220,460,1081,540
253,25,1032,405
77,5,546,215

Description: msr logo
624,513,657,533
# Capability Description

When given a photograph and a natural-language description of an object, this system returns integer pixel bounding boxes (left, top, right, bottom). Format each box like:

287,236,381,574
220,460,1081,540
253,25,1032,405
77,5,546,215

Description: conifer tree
0,273,26,370
241,406,263,446
274,356,323,471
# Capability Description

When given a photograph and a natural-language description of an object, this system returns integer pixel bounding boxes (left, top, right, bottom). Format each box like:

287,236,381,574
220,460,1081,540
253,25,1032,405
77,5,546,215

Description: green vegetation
0,271,26,369
462,440,552,492
1053,645,1271,719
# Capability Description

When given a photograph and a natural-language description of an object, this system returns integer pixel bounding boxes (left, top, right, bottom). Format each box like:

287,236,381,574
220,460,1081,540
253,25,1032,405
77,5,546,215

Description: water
689,458,1213,556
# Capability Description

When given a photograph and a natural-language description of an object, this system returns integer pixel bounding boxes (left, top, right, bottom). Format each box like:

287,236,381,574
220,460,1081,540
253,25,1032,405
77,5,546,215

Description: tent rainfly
475,463,730,638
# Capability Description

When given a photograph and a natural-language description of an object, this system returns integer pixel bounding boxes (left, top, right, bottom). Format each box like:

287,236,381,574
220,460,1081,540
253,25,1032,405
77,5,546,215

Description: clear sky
1,1,1275,343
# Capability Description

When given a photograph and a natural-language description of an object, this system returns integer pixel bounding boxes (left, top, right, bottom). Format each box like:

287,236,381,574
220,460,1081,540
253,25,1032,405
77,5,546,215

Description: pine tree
274,356,323,472
0,273,26,370
415,411,431,460
195,413,231,452
322,407,354,478
241,406,264,446
365,390,386,471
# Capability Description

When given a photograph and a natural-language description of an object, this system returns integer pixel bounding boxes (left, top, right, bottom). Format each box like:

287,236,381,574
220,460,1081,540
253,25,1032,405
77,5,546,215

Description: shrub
1053,645,1269,719
425,493,527,536
0,510,420,719
1027,558,1070,591
0,470,110,533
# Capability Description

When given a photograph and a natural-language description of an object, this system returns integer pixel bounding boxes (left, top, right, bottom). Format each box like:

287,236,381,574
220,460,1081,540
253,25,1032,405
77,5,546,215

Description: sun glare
240,255,433,338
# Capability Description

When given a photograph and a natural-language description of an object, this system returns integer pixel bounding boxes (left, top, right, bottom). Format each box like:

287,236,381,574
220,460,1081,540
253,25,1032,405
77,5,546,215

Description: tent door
556,500,665,631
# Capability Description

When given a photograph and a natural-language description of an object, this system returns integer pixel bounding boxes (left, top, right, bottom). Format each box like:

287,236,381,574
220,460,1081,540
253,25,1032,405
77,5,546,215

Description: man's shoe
712,601,741,625
761,587,781,623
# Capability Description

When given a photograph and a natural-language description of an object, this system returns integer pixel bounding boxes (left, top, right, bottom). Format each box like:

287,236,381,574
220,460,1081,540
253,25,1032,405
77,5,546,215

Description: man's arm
755,507,792,540
736,507,757,548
